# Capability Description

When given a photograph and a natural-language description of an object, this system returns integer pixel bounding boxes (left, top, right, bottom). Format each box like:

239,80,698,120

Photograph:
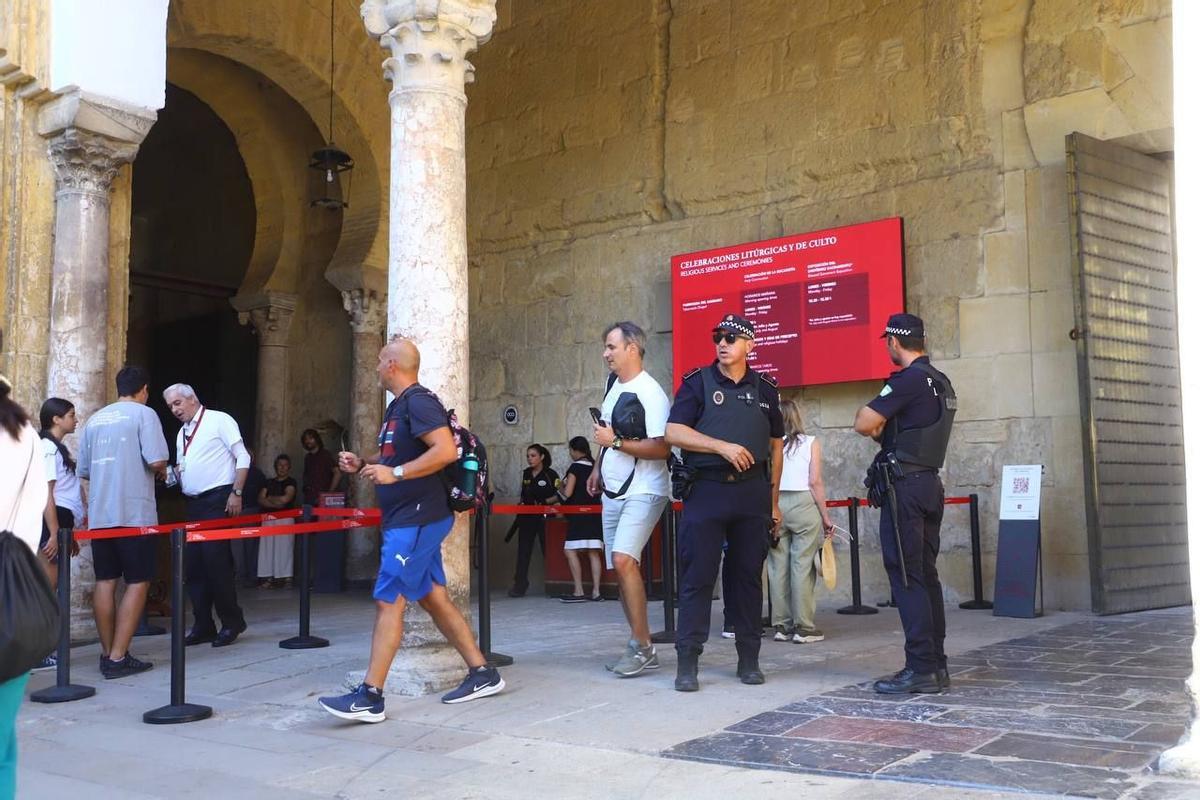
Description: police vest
883,360,957,470
683,366,771,471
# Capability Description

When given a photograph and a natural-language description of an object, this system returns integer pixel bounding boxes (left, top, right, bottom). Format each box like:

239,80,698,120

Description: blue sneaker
441,665,505,704
318,683,385,723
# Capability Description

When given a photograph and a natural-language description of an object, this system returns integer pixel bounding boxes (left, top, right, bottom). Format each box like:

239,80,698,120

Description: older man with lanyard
163,383,250,648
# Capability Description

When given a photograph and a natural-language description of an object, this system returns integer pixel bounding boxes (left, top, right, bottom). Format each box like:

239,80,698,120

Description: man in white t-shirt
587,322,671,677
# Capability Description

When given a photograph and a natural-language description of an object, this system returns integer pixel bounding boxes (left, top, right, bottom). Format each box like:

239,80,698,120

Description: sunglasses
712,332,748,345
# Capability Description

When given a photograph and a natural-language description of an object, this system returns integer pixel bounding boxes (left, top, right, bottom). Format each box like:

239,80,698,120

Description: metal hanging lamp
310,0,353,209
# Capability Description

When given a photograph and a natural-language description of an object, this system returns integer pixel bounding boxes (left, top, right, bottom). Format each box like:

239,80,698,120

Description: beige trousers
767,490,822,632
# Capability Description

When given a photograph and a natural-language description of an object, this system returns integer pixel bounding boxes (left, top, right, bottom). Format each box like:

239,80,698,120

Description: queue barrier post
651,504,677,644
280,505,330,649
837,498,878,616
30,526,95,704
959,492,993,610
144,527,212,724
477,503,513,667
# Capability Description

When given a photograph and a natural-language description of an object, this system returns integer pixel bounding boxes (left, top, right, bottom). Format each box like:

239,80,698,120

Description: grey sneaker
772,627,791,642
610,639,659,677
793,628,825,644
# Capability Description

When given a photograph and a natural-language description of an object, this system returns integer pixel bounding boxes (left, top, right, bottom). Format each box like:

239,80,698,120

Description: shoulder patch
760,373,778,387
682,367,701,381
879,384,894,397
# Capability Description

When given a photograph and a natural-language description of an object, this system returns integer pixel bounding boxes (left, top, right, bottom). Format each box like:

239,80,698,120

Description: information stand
993,465,1043,618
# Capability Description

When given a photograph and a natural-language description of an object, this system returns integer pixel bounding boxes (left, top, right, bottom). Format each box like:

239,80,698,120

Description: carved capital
361,0,497,96
342,288,387,334
46,129,137,198
233,292,297,347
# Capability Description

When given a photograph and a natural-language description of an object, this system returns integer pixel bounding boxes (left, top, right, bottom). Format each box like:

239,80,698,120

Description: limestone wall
466,0,1174,610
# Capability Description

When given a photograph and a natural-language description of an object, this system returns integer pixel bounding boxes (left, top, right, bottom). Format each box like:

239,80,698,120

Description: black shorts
39,507,76,563
91,532,157,583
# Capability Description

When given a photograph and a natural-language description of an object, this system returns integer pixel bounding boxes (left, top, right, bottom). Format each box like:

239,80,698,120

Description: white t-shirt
600,370,671,498
175,407,247,496
42,436,84,520
1,423,49,551
779,435,815,492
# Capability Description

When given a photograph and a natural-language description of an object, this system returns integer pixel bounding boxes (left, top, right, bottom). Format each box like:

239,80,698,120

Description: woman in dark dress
509,443,559,597
559,436,603,602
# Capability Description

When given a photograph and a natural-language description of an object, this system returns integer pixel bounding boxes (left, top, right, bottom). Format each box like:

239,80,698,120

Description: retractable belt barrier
45,505,380,723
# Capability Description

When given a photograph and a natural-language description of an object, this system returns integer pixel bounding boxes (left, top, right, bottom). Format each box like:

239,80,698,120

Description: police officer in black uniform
854,313,956,694
666,314,784,692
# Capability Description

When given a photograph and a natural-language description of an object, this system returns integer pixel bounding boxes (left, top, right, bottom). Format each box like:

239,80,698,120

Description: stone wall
466,0,1174,610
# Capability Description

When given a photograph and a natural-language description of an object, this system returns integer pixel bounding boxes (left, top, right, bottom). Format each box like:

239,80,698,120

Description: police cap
713,313,755,339
881,313,925,339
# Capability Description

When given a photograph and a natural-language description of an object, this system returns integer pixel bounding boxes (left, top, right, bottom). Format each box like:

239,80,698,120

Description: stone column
342,287,386,581
234,292,297,466
362,0,496,695
39,93,155,425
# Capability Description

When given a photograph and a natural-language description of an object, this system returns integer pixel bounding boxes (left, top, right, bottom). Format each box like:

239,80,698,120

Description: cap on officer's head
713,313,755,339
881,313,925,339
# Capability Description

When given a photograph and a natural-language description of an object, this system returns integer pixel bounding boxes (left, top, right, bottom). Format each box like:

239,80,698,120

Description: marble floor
668,611,1196,799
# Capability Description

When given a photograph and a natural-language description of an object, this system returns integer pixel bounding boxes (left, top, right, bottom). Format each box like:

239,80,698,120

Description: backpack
395,386,490,513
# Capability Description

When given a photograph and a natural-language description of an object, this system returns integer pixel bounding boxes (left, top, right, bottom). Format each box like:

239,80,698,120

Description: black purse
0,439,60,682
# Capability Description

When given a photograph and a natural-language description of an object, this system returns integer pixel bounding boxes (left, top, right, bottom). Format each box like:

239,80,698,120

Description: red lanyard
182,407,206,456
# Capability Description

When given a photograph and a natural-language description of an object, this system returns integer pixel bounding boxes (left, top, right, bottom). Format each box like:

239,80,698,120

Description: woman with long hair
558,436,604,602
768,399,833,644
35,398,84,670
509,443,560,597
0,375,50,798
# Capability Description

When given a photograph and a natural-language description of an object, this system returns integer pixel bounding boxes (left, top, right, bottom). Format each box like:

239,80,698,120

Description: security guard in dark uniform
665,314,784,692
854,313,956,694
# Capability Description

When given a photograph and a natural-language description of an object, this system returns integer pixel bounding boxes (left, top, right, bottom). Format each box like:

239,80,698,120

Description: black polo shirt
668,361,785,437
867,355,942,448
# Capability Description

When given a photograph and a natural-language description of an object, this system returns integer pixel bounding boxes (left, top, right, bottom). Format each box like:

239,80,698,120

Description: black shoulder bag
598,374,649,500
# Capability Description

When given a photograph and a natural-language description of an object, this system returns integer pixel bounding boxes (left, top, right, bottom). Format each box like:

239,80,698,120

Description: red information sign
671,217,905,388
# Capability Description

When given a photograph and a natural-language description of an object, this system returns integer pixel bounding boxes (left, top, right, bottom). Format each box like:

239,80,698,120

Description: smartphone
589,407,606,427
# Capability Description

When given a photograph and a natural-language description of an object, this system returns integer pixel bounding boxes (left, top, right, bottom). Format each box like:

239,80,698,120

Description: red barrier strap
186,518,373,543
75,508,306,541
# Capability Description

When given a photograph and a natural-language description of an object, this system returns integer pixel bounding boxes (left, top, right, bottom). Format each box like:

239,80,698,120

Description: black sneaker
559,594,588,603
101,653,154,679
441,665,505,704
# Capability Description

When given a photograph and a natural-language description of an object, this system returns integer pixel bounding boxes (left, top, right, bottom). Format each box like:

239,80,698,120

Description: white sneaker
793,628,825,644
773,630,790,642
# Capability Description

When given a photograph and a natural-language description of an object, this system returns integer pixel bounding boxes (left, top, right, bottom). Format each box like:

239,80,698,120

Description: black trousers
676,479,770,656
184,486,245,634
513,516,545,592
878,470,946,674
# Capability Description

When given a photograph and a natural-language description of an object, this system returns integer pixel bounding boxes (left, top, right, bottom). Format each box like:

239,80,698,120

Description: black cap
713,313,755,339
881,313,925,339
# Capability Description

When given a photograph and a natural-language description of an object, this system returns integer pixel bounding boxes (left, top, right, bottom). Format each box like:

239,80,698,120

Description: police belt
694,463,768,484
897,461,937,476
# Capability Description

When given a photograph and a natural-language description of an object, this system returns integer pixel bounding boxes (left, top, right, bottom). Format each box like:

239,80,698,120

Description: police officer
853,313,956,694
666,314,784,692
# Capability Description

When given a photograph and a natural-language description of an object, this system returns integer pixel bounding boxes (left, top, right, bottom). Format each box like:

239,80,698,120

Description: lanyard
182,407,206,457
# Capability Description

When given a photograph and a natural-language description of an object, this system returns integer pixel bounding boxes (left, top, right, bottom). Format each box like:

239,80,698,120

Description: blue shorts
373,516,454,603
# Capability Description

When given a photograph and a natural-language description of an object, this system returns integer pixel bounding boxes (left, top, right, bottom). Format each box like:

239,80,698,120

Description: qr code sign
1012,476,1030,494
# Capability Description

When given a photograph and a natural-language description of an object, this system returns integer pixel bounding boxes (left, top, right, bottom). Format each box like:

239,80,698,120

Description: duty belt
695,464,768,484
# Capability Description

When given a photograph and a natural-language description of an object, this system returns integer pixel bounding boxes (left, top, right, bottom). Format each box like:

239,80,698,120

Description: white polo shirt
174,406,247,496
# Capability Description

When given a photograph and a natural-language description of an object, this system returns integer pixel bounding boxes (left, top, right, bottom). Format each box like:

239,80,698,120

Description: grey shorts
601,494,668,569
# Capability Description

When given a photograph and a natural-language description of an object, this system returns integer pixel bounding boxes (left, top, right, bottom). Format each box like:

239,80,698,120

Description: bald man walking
318,338,504,722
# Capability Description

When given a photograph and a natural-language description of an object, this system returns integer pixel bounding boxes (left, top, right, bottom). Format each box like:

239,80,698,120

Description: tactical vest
683,366,771,471
883,360,957,470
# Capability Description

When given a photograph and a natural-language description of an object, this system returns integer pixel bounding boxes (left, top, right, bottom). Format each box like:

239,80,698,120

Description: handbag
0,435,60,682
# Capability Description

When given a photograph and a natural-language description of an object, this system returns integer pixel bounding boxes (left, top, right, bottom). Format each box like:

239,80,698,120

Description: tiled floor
666,612,1196,799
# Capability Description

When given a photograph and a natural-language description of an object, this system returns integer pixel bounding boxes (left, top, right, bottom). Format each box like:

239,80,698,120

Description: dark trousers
513,517,545,592
676,479,770,656
878,470,946,674
184,486,245,634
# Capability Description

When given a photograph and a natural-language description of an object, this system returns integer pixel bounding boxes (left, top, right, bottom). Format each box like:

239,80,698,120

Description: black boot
873,667,940,694
735,642,765,685
675,648,700,692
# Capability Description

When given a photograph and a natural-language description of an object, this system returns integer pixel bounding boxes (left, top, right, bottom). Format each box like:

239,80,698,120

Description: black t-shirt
563,461,595,505
376,385,452,528
866,356,942,449
667,361,785,437
265,476,297,509
520,466,561,505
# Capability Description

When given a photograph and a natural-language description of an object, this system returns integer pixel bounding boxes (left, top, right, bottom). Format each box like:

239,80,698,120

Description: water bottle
460,451,480,498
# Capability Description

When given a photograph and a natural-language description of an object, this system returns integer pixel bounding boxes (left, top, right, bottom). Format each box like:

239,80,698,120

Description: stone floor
15,587,1200,799
668,612,1196,799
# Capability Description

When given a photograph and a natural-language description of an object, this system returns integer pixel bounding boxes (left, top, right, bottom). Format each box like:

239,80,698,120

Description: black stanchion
31,527,95,704
959,493,993,610
144,528,212,724
837,499,878,616
281,506,330,649
651,506,677,644
477,505,513,666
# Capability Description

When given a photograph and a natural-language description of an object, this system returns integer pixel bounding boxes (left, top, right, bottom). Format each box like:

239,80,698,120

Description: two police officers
854,313,956,694
666,314,784,692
